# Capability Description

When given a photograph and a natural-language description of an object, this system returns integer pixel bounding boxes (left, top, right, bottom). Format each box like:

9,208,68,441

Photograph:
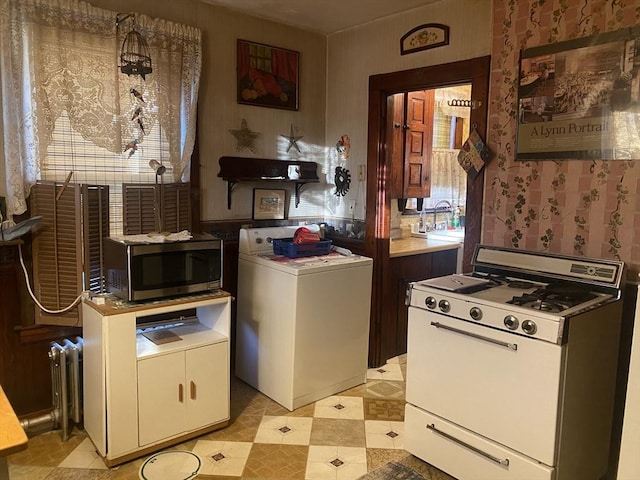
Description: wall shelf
218,156,319,209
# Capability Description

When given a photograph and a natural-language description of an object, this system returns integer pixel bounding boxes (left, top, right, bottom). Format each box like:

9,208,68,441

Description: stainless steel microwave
103,235,222,302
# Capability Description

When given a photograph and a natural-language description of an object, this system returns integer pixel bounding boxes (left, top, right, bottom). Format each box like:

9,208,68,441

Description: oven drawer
405,404,554,480
406,308,562,465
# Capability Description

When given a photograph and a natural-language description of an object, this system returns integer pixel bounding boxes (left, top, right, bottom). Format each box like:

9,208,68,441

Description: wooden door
388,93,405,199
403,90,434,199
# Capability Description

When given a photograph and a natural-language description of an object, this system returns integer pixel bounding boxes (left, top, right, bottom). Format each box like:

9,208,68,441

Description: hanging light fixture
116,13,152,80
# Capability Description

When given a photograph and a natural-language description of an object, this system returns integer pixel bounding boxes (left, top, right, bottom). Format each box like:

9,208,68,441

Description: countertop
83,290,231,316
389,237,462,258
0,385,28,457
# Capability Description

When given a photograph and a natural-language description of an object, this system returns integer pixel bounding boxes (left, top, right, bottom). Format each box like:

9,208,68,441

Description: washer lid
243,251,372,275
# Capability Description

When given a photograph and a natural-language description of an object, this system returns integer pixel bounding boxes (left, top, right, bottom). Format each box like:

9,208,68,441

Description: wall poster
516,27,640,160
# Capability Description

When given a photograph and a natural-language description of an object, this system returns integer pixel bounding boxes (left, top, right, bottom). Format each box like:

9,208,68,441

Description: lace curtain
427,148,467,208
0,0,202,217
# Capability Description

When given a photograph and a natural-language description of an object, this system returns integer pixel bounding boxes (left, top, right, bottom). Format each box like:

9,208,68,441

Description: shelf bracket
226,180,239,209
294,182,306,207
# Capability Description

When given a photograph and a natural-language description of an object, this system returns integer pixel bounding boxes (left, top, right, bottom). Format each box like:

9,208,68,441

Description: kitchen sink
411,229,464,241
428,230,464,240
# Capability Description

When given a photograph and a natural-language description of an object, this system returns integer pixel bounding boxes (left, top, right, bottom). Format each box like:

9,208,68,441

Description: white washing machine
235,226,373,411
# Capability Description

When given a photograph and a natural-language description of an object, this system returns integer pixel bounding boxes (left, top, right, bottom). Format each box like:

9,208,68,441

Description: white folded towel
121,230,193,243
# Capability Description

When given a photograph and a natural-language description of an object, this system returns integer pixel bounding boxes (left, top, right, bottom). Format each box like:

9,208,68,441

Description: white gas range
404,245,625,480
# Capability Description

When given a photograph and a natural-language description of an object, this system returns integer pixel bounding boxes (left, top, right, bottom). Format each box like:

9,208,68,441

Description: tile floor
7,355,455,480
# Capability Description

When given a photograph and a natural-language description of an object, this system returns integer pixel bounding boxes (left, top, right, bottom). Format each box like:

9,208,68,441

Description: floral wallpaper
483,0,640,273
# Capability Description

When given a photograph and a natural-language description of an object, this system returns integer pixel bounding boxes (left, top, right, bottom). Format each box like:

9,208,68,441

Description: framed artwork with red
237,39,299,111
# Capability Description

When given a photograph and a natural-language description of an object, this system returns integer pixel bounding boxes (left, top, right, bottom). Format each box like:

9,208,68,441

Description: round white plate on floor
139,451,202,480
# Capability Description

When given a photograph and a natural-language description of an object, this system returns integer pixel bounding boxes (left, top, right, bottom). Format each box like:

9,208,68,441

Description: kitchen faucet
432,200,452,231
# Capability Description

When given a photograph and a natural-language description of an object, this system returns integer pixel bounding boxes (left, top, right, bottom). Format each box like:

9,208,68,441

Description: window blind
43,112,171,236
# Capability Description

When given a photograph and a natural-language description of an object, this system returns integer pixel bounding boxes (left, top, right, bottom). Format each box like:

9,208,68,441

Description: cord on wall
18,243,83,314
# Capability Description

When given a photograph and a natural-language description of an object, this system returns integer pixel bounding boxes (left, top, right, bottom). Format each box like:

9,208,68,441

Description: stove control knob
469,307,482,321
504,315,519,330
522,319,538,335
425,296,437,309
438,299,451,313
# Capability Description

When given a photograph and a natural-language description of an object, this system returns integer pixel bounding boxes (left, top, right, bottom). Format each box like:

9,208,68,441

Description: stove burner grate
521,299,568,313
507,285,597,313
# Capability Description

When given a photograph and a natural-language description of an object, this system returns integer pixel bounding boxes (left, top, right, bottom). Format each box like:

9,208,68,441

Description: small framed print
252,188,286,220
400,24,450,55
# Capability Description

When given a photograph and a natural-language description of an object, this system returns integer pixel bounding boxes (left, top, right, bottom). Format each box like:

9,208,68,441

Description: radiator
49,337,83,441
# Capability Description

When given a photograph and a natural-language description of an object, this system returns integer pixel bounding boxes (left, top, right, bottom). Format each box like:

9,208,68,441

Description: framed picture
400,24,449,55
237,39,299,111
252,188,286,220
516,26,640,160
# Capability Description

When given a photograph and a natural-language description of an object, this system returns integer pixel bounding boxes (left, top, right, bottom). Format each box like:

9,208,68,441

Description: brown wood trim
16,325,82,344
365,55,491,367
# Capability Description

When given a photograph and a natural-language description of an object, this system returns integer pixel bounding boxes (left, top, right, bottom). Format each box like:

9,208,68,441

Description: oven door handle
430,321,518,351
427,423,510,467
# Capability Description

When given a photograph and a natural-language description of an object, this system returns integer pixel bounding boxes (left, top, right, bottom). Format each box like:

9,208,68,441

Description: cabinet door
403,90,434,199
138,352,186,446
186,342,229,431
385,250,458,361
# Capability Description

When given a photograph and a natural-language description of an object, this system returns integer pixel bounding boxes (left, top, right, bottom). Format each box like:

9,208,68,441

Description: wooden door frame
364,55,491,367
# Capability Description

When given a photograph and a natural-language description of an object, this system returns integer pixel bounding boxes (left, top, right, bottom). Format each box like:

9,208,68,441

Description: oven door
406,307,563,466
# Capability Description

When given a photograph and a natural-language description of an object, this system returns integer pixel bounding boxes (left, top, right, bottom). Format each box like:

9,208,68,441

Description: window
44,112,171,235
1,0,202,326
1,0,202,223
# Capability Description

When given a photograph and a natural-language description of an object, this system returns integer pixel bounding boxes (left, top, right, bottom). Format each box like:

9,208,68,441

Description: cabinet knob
178,383,184,403
190,381,196,400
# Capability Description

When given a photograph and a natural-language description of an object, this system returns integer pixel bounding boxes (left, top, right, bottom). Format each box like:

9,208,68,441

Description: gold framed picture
252,188,286,220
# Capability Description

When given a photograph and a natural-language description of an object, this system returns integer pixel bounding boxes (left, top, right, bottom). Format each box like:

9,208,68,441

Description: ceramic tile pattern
7,355,456,480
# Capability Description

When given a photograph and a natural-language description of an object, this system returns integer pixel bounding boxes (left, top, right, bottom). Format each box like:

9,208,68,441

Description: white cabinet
82,292,231,467
138,343,228,446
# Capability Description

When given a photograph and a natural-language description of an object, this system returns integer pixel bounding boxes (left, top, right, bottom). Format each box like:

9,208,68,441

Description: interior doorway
364,56,491,367
388,84,471,230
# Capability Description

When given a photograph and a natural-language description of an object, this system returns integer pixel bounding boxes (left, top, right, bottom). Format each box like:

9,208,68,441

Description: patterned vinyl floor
7,355,455,480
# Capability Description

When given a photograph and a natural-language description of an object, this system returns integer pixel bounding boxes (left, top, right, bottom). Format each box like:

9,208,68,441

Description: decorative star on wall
281,124,303,153
230,119,260,153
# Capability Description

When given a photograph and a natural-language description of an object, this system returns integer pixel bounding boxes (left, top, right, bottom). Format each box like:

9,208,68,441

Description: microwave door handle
430,321,518,351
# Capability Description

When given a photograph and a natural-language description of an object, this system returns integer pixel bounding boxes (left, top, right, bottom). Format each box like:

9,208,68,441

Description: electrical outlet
358,165,365,181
